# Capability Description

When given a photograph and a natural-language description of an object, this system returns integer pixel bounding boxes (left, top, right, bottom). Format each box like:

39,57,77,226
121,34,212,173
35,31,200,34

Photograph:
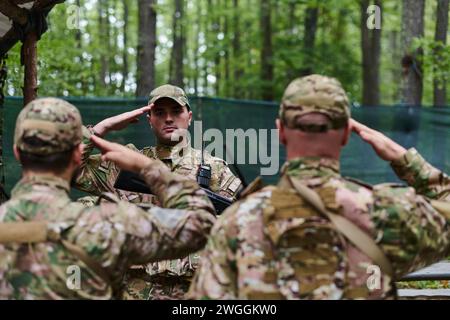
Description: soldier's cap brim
150,95,191,110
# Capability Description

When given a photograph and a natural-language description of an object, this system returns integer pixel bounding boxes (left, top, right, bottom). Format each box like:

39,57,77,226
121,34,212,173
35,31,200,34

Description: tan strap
0,221,111,284
430,200,450,220
239,176,264,199
0,221,48,243
284,175,394,278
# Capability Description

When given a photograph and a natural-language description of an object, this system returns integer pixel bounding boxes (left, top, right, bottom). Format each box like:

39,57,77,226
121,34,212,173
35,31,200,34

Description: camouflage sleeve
70,160,216,283
188,206,238,299
215,161,243,200
74,125,139,196
391,148,450,200
372,182,450,278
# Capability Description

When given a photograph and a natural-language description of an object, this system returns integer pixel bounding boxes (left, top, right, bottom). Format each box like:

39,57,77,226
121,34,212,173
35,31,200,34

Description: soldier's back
190,156,450,299
0,175,112,299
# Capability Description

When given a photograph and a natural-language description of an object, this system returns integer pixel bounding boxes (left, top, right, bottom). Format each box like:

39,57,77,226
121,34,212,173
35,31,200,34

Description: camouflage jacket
189,148,450,300
75,127,242,203
74,127,242,279
0,160,215,300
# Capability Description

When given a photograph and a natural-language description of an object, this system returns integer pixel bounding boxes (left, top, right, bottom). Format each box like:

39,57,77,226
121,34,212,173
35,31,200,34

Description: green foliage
413,38,450,89
2,0,450,105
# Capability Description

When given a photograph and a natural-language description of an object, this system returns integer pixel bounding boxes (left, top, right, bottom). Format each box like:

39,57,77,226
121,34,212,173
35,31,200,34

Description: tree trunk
169,0,185,87
23,32,38,105
300,4,318,76
193,1,200,95
433,0,449,107
260,0,273,101
75,0,82,50
106,1,112,88
203,0,210,95
75,0,88,95
121,0,129,93
213,0,221,96
401,0,425,106
232,0,243,98
361,0,381,106
98,0,107,88
223,0,230,97
389,29,400,102
286,1,297,80
136,0,156,97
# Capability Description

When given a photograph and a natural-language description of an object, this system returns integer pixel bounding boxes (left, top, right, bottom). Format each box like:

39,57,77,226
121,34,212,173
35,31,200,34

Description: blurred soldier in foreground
189,74,450,299
0,98,215,299
74,84,242,299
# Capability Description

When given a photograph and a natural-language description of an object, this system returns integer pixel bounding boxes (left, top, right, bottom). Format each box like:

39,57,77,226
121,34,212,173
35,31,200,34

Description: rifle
113,170,232,215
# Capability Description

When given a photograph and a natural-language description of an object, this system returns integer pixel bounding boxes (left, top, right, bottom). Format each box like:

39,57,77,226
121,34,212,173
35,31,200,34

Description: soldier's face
148,98,192,145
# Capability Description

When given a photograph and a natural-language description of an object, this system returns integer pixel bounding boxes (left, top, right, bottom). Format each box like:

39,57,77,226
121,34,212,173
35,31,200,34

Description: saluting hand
93,105,153,137
350,119,407,162
90,135,152,173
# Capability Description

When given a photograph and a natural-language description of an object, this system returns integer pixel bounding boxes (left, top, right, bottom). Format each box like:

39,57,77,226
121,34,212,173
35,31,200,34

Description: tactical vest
245,175,394,299
0,221,111,285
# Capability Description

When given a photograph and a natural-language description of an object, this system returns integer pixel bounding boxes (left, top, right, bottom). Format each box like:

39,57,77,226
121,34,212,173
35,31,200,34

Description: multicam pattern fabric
75,128,242,300
189,148,450,300
14,98,83,155
0,160,215,300
148,84,191,110
280,74,351,131
76,129,242,203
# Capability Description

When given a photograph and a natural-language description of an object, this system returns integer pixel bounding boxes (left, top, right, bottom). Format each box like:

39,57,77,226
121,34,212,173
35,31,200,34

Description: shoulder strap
282,175,394,278
238,176,264,199
430,200,450,220
0,221,48,243
0,221,111,284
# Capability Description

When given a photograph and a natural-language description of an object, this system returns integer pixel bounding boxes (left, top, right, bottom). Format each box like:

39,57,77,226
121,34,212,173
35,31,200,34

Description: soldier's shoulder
216,185,286,239
222,185,278,218
123,143,140,152
141,146,157,158
341,176,373,190
198,149,228,167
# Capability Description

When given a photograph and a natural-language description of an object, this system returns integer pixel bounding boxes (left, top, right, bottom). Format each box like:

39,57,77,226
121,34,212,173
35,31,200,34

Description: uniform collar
11,174,71,198
281,156,340,177
154,143,194,161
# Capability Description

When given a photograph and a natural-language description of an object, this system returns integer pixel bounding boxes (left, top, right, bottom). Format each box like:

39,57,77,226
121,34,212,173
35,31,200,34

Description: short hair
286,113,346,133
18,139,76,174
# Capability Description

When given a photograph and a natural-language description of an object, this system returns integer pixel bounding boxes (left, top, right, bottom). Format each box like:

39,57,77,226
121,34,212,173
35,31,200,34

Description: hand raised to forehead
93,105,152,137
350,119,406,162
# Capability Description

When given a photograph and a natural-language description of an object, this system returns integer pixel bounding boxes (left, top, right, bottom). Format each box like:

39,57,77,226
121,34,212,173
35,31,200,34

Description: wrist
390,145,407,162
93,122,108,137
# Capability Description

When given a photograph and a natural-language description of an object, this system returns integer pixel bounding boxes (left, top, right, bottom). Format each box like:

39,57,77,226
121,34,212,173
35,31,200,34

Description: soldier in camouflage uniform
189,74,450,300
73,84,242,299
0,98,215,299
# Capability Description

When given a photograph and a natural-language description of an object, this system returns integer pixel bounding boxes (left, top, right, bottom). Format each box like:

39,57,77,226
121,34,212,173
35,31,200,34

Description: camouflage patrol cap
148,84,191,110
14,98,83,155
280,74,350,132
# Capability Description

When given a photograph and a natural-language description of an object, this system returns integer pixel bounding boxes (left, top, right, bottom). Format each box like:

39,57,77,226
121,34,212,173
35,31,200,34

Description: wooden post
0,55,6,202
22,31,38,106
20,0,62,106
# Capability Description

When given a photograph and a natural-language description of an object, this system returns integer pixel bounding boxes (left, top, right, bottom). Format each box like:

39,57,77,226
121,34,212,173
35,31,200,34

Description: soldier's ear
146,114,153,128
341,121,351,146
276,119,287,146
13,145,20,162
72,144,84,166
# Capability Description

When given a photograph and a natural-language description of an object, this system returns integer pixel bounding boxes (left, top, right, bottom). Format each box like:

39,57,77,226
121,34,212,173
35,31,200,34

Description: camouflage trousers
120,269,192,300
